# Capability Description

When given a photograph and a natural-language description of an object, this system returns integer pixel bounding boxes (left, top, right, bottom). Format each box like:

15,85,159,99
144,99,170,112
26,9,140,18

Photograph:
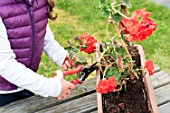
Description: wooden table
0,66,170,113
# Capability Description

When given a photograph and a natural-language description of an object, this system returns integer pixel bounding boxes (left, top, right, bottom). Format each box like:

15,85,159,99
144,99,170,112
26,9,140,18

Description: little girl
0,0,75,106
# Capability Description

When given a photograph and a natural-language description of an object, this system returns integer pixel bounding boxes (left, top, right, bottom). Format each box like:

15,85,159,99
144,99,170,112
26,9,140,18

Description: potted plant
96,43,159,113
65,0,158,113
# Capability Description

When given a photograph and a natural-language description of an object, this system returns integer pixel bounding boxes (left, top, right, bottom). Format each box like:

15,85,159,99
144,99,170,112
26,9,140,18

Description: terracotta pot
96,44,159,113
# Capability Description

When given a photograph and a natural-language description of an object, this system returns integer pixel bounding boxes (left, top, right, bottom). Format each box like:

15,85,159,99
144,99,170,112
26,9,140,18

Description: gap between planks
35,93,97,113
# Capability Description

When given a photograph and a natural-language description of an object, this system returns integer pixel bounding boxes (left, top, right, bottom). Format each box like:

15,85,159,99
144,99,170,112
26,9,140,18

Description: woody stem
110,21,132,59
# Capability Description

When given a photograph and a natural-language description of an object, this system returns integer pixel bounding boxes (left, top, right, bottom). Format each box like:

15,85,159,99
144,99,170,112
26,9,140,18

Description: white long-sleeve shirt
0,17,68,97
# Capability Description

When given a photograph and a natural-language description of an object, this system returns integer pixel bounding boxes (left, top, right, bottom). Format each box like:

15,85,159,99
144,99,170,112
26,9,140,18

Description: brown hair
47,0,57,20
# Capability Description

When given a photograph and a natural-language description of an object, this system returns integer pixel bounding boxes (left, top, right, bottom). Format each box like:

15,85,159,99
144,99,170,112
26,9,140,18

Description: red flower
96,76,117,94
131,8,151,19
122,18,140,34
144,60,155,76
79,33,97,54
96,79,109,94
107,76,117,92
120,9,157,42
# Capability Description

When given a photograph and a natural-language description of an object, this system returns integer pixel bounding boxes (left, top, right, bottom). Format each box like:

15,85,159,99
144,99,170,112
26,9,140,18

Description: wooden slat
151,71,169,80
154,83,170,106
158,102,170,113
0,96,56,113
151,71,170,89
35,93,97,113
0,78,96,113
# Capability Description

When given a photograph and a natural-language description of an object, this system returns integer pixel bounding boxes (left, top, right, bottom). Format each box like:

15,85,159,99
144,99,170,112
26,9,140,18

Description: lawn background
37,0,170,80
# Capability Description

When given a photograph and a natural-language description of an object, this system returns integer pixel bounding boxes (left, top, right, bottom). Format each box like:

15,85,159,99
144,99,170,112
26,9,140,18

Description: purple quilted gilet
0,0,48,91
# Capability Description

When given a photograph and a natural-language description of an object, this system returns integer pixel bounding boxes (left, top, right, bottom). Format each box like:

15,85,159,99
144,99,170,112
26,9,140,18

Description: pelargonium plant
65,0,156,95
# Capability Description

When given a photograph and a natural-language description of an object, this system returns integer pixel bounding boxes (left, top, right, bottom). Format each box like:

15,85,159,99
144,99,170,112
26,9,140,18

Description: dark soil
102,45,151,113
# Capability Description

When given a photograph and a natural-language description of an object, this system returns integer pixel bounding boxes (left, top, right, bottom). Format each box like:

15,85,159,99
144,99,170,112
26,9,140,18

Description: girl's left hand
62,54,72,70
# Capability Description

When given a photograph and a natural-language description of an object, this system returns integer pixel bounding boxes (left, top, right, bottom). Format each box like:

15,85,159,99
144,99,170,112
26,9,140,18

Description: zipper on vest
27,6,35,68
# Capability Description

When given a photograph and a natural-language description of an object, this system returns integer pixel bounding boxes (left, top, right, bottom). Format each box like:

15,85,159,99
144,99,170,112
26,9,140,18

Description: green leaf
106,45,126,61
122,0,132,8
101,41,107,50
69,52,74,60
65,46,79,53
123,68,128,79
101,4,110,17
104,67,122,83
105,46,116,60
121,31,125,40
100,0,106,4
111,13,122,23
132,64,137,70
110,51,116,60
115,46,126,58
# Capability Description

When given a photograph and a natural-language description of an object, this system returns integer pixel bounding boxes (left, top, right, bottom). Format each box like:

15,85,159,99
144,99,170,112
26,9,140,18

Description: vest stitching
3,13,28,20
37,27,46,35
9,38,31,43
13,47,31,50
16,57,30,60
5,16,46,30
36,17,48,33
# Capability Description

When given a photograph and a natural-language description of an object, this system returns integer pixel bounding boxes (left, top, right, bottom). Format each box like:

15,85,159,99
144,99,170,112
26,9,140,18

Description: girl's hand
62,54,72,70
55,70,75,100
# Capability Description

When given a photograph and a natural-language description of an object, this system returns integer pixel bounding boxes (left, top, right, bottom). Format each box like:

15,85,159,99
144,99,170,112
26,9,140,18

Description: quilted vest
0,0,48,91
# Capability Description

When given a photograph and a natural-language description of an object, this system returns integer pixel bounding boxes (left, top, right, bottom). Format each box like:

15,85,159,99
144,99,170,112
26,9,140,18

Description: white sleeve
0,18,61,97
43,24,68,67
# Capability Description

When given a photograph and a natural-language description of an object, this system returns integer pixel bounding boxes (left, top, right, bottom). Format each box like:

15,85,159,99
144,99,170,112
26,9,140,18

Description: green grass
37,0,170,79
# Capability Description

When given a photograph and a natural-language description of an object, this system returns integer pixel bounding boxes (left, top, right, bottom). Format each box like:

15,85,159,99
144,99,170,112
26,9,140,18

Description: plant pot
96,44,159,113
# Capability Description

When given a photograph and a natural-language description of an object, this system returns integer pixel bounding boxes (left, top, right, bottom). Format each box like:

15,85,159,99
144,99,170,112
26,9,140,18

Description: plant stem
99,49,108,62
112,7,129,19
98,49,108,76
110,21,132,60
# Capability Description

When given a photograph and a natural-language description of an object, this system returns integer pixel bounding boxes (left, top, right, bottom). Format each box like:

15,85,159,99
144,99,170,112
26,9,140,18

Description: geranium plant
66,0,156,95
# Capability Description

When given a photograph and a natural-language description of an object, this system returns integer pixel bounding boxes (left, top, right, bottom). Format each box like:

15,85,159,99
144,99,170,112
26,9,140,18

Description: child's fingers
65,60,72,68
66,90,71,95
68,82,75,90
62,64,67,70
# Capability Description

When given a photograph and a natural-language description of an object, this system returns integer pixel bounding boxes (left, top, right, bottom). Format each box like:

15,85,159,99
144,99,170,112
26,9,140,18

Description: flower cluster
96,76,117,94
144,60,155,76
79,33,97,54
120,9,157,42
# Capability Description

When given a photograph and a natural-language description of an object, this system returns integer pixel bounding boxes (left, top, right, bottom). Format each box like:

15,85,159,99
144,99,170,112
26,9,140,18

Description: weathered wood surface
35,93,97,113
158,102,170,113
0,66,170,113
151,71,170,89
0,78,96,113
154,83,170,106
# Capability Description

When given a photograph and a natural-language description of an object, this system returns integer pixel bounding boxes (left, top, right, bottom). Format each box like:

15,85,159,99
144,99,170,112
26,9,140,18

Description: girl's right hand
55,70,75,100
